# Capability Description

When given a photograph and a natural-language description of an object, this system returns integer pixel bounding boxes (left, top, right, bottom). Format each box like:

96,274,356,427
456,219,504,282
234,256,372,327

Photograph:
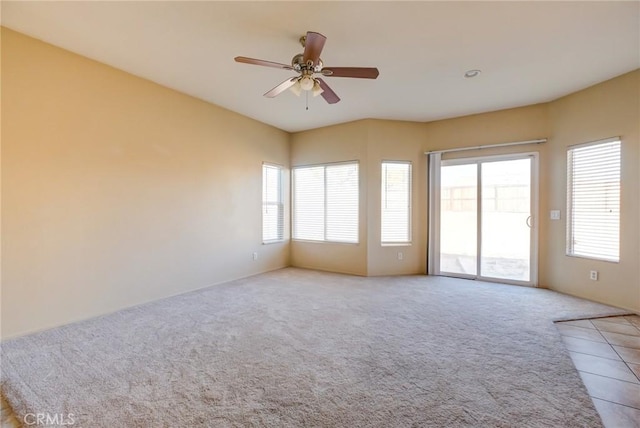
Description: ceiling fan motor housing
292,54,323,74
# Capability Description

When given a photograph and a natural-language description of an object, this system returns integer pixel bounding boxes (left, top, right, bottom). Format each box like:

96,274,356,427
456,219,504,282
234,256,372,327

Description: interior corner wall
1,28,290,339
289,108,551,278
544,70,640,313
3,27,637,341
289,120,369,276
422,104,550,153
365,120,428,276
290,74,639,313
422,103,552,277
289,119,429,277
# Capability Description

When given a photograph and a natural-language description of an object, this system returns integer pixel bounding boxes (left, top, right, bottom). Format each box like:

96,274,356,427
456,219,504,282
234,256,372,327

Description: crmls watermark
23,413,75,426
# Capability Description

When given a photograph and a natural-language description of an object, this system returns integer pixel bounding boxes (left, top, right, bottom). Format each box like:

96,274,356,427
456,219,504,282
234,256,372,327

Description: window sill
262,239,287,245
292,239,359,246
565,253,620,264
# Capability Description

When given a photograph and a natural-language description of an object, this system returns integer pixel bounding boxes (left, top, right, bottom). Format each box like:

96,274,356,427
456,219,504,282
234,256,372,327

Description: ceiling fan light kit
299,75,315,91
289,78,323,98
312,81,324,97
235,31,379,105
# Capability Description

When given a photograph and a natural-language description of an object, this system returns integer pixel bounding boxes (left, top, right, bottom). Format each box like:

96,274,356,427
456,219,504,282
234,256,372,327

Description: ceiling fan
235,31,379,104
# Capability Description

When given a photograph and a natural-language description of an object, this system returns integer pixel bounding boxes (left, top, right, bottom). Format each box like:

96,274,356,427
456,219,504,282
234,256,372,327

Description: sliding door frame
429,152,539,287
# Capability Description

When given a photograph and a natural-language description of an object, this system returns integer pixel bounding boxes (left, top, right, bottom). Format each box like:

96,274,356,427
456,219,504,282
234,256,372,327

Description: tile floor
556,314,640,428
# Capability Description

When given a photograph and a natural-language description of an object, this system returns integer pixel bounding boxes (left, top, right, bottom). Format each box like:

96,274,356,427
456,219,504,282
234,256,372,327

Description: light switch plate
550,210,561,220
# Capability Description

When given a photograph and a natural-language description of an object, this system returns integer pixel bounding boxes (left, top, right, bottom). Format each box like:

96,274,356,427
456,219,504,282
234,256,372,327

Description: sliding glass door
431,154,538,286
440,164,478,276
479,158,532,282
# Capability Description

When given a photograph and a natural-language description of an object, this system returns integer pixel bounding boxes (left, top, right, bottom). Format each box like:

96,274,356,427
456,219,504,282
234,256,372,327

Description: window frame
292,160,360,244
566,137,621,263
381,160,412,246
262,162,284,244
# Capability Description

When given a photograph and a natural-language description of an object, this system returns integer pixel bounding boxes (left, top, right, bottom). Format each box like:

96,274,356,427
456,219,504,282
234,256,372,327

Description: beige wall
420,76,640,314
290,79,639,313
545,70,640,312
290,120,369,275
1,28,290,338
365,120,428,276
423,104,551,284
423,104,550,152
290,107,550,278
3,28,638,340
290,119,429,277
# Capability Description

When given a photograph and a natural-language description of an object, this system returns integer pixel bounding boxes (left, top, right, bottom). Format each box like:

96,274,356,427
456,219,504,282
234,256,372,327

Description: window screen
567,138,620,262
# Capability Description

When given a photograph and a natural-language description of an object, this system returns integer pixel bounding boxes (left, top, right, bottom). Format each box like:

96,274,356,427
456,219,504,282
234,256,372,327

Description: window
567,138,621,262
381,162,412,244
293,162,359,243
262,163,283,243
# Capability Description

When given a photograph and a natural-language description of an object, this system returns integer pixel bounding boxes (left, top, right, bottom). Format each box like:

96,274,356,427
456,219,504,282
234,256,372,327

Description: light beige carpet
1,268,627,427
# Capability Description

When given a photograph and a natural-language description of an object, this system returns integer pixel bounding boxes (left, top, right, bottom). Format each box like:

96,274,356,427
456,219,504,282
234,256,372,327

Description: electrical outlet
550,210,561,220
397,252,403,260
252,252,258,261
590,270,598,281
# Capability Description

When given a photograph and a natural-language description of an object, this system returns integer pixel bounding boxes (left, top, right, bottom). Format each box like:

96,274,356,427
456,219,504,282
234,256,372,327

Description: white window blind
567,138,620,262
381,162,412,244
293,166,325,241
262,164,283,243
293,162,359,243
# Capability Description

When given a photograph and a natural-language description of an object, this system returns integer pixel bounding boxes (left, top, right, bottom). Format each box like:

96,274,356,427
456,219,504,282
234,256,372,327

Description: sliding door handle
526,215,532,228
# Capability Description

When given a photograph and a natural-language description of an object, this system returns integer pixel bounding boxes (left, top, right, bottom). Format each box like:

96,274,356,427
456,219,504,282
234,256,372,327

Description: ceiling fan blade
264,77,299,98
316,78,340,104
235,56,294,71
303,31,326,67
321,67,379,79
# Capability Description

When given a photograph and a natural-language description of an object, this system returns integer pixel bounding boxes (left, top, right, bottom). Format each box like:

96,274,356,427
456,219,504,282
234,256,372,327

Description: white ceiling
3,1,639,132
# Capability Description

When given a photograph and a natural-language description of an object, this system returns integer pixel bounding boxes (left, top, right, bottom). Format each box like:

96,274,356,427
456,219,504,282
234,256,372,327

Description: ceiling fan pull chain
306,91,309,111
